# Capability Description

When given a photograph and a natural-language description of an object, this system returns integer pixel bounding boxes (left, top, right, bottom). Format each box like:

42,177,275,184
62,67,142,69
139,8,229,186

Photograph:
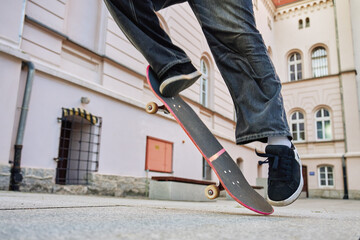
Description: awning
62,108,99,125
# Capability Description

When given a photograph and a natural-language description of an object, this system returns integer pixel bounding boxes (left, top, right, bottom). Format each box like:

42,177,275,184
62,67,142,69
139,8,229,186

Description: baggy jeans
104,0,292,145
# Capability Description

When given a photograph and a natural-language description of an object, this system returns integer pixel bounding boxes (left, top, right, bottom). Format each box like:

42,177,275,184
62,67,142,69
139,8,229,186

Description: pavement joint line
0,203,257,216
0,204,137,211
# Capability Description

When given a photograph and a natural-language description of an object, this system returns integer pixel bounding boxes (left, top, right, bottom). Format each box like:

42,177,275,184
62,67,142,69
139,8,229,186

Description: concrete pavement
0,191,359,240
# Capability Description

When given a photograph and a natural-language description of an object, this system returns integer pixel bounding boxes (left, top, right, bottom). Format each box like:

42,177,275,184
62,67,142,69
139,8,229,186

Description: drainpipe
9,61,35,191
332,0,349,199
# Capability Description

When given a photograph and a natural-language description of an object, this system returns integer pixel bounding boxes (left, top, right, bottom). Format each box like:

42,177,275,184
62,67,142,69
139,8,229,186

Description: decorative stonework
262,0,277,16
275,0,333,20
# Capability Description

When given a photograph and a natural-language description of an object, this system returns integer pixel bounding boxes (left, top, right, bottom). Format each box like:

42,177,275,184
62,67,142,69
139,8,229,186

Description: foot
256,145,303,206
159,63,201,97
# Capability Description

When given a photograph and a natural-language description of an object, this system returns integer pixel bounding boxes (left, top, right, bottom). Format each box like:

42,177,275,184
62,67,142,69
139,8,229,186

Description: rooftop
272,0,303,7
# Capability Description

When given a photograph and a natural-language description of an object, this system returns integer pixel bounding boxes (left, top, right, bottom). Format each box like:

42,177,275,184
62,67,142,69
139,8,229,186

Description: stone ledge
0,165,148,197
149,180,212,202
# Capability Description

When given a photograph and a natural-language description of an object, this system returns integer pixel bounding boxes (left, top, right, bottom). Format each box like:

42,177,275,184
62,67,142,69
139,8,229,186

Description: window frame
288,52,303,82
200,58,209,107
298,19,304,29
56,108,102,185
315,108,332,141
312,46,329,78
318,165,335,188
290,111,306,142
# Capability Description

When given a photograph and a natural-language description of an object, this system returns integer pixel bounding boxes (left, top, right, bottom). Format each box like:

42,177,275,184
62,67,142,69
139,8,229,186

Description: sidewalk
0,191,359,240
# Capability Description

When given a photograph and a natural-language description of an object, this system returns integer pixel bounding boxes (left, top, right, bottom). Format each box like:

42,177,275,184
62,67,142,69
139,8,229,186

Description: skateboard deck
146,66,273,215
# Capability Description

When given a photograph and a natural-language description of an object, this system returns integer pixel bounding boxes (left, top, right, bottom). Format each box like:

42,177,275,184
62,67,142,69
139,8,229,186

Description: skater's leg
188,0,291,144
104,0,189,77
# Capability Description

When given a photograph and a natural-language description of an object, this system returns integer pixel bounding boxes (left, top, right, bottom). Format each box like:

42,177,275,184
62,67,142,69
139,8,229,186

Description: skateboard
145,66,273,215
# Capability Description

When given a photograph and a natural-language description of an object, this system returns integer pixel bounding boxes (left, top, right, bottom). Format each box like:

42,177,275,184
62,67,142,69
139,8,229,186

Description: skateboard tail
146,66,273,215
207,158,274,215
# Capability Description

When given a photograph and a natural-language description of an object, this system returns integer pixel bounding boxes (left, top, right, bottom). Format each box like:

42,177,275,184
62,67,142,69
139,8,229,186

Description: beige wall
272,0,360,197
0,0,264,188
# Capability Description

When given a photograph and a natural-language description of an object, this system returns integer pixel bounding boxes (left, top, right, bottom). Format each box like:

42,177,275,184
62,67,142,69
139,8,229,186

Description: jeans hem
236,131,292,145
157,58,192,78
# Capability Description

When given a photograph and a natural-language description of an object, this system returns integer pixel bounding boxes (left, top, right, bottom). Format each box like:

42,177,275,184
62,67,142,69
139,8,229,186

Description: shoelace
255,150,292,182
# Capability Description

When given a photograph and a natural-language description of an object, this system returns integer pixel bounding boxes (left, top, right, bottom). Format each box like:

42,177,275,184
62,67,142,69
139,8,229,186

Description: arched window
200,58,209,107
312,47,328,77
318,165,334,187
305,17,310,28
315,108,332,140
298,19,303,29
288,52,302,81
290,111,305,142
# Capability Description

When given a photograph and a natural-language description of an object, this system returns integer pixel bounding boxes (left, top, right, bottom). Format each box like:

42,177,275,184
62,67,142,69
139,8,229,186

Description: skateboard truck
204,183,225,200
146,102,170,114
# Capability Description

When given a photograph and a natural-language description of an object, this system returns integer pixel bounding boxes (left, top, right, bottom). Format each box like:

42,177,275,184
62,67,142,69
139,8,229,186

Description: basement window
56,108,102,185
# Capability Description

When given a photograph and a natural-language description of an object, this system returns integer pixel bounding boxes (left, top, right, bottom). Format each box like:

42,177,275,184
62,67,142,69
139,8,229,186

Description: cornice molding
274,0,333,20
261,0,277,16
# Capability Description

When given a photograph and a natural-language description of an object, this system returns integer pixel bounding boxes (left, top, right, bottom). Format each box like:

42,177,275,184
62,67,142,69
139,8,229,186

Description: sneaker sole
160,71,201,97
268,148,304,207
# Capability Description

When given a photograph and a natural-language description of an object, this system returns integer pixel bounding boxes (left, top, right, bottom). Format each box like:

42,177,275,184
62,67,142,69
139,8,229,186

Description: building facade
0,0,359,199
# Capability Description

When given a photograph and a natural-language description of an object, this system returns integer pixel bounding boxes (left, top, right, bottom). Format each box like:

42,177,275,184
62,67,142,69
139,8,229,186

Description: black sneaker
159,63,201,97
256,145,303,206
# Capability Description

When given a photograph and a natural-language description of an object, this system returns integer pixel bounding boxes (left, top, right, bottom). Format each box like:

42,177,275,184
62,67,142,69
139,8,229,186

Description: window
288,52,302,81
305,17,310,28
56,108,101,185
299,19,304,29
318,166,334,187
203,158,211,180
312,47,328,77
145,137,173,173
290,111,305,142
200,58,209,107
315,108,332,140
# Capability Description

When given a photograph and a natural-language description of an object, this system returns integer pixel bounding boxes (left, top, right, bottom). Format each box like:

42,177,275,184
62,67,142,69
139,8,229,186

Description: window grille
56,108,102,185
291,111,305,142
288,52,302,81
312,47,328,77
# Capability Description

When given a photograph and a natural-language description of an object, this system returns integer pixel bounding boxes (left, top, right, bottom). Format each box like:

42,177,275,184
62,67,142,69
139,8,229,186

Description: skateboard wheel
205,185,219,200
146,102,158,114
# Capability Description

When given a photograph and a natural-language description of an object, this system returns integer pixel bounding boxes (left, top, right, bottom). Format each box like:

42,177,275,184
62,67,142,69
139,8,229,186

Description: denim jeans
104,0,292,144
